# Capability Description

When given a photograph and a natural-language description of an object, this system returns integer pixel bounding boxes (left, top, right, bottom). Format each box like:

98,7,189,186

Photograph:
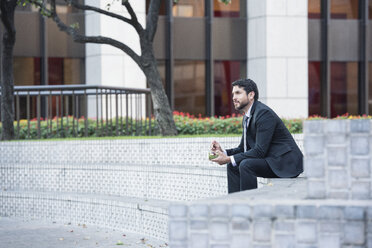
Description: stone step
0,190,171,241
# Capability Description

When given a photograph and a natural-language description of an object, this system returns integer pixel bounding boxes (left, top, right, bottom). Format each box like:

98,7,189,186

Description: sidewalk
0,217,168,248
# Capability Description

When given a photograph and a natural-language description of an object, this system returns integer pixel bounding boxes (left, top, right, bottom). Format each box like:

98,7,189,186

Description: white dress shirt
225,104,252,167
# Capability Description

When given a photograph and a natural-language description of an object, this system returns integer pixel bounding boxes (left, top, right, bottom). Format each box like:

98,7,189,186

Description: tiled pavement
0,217,168,248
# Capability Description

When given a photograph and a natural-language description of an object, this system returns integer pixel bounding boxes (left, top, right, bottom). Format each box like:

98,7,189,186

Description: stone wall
168,120,372,247
0,135,302,242
304,119,371,199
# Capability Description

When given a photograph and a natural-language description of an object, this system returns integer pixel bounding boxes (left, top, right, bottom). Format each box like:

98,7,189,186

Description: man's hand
211,150,231,165
211,140,223,153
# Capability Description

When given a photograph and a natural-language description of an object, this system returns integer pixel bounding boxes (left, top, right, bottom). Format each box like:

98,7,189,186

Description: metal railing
0,85,157,139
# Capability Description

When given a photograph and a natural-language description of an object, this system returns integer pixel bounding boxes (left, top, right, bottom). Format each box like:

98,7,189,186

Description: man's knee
239,159,256,173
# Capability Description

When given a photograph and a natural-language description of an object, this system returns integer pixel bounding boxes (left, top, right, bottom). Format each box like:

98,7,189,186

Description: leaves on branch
70,22,79,29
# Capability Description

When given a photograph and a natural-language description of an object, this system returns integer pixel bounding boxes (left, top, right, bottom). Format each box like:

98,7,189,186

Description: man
211,79,303,193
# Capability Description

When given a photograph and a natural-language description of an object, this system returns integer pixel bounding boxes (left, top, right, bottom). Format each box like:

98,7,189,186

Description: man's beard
235,99,250,111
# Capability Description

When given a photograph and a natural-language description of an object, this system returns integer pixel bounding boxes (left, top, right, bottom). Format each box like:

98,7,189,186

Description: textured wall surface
168,120,372,247
0,135,302,242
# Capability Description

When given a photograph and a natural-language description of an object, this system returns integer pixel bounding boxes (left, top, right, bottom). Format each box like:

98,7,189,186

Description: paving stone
328,170,348,189
304,136,324,155
350,136,369,155
344,222,365,245
231,234,251,248
319,234,340,248
351,159,370,178
307,180,326,199
189,205,209,218
231,205,250,218
350,119,370,133
169,205,187,218
231,217,250,231
304,158,324,178
190,220,208,230
169,220,187,241
210,204,229,217
253,221,271,242
326,120,346,134
327,147,347,166
344,207,365,220
275,205,294,218
296,205,317,219
274,234,295,248
210,221,229,241
190,233,209,248
352,182,370,200
253,205,272,218
296,222,317,244
303,120,324,134
0,218,168,248
274,221,294,232
317,206,344,220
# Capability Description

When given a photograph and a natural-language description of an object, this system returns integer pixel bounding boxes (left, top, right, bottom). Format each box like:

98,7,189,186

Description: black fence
0,85,157,139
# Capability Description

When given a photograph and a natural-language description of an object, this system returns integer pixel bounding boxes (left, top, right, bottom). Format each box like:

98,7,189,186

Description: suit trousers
227,158,279,193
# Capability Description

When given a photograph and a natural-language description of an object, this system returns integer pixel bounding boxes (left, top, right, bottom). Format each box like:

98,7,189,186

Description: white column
85,0,146,118
247,0,308,118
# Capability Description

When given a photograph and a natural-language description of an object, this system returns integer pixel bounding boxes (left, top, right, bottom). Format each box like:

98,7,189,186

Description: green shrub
0,112,304,139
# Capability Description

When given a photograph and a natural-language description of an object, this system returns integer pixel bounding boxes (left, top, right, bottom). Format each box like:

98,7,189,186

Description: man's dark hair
232,79,259,100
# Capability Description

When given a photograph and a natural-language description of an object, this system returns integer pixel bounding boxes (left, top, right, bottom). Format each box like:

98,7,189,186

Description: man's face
232,86,254,111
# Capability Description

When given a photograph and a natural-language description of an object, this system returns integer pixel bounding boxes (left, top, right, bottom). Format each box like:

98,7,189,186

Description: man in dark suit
211,79,303,193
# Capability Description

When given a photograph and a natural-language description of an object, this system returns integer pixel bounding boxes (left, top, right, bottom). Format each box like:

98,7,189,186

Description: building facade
4,0,372,119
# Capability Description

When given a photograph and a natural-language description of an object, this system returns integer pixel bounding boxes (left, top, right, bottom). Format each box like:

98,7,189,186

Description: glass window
48,58,64,85
173,0,205,17
214,61,240,117
214,0,240,18
308,0,321,19
308,62,322,116
330,62,358,117
63,58,84,84
13,57,41,86
331,0,359,19
174,60,205,115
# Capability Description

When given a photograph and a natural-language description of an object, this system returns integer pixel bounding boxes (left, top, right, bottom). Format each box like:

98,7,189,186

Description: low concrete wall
168,120,372,247
0,135,303,241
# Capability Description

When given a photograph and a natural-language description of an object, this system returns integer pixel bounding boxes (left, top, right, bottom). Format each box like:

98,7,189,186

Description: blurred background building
4,0,372,118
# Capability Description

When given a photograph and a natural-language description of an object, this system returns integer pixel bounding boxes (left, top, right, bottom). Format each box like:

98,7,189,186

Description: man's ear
249,91,255,100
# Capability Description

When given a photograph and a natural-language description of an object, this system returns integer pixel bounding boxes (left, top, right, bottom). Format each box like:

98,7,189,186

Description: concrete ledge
169,178,372,247
0,190,170,241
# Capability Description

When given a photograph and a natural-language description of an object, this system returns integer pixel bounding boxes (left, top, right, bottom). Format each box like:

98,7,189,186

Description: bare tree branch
67,0,144,33
30,0,143,67
121,0,144,35
145,0,161,41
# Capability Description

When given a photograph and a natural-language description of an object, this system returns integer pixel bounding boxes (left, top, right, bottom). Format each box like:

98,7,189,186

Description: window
214,0,240,18
330,62,358,117
214,61,240,116
308,62,322,116
13,57,41,86
331,0,359,19
173,0,205,17
308,0,321,19
174,61,205,115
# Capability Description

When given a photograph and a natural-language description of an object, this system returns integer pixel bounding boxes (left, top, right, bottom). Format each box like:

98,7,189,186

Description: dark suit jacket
226,101,303,178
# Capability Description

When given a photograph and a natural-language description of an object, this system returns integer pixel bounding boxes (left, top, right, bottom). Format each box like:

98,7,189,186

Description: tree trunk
0,1,17,140
143,60,177,136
